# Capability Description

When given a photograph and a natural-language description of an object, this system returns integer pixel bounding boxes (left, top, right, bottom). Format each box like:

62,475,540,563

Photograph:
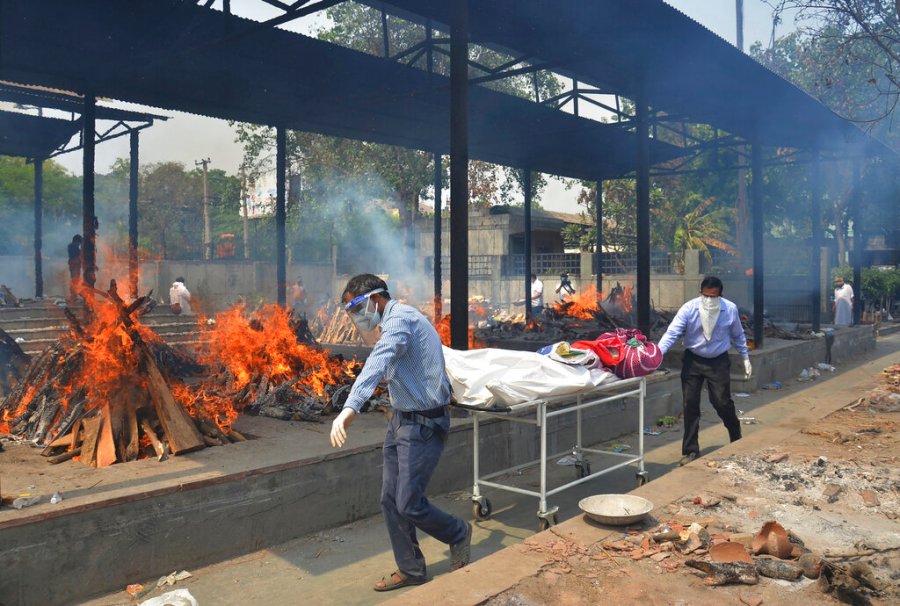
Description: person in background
530,273,544,315
329,274,472,591
66,234,83,303
657,276,751,466
169,277,193,315
554,272,576,302
832,276,854,327
289,276,308,317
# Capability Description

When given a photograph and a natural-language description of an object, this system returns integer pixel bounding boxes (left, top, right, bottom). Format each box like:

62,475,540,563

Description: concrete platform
0,326,880,605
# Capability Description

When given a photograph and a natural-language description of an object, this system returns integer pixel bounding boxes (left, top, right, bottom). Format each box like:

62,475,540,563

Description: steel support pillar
433,152,443,321
82,94,97,290
129,130,140,299
810,150,822,331
449,0,469,350
33,158,43,298
635,88,651,336
524,170,533,322
851,159,862,325
751,140,764,348
595,179,603,300
276,126,287,307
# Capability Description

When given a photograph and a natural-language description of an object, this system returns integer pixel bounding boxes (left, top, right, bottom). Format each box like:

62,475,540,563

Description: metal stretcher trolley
457,375,648,530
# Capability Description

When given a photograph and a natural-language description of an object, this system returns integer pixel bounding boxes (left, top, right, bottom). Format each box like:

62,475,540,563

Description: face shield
343,288,385,347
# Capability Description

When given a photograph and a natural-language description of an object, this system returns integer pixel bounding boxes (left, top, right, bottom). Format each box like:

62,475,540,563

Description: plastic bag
139,589,198,606
590,329,662,378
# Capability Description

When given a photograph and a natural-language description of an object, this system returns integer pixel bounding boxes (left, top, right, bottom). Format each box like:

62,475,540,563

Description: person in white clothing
832,276,853,326
169,277,193,315
554,272,575,302
530,274,544,315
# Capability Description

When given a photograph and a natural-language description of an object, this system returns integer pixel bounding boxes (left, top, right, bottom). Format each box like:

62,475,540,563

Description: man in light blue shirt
329,274,471,591
658,276,752,466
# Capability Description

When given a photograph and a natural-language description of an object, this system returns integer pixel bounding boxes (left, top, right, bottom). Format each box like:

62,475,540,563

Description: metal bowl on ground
578,494,653,526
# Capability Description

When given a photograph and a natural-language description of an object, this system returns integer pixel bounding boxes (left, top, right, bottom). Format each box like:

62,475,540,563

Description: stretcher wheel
537,514,557,532
636,471,649,486
472,498,492,521
575,460,591,479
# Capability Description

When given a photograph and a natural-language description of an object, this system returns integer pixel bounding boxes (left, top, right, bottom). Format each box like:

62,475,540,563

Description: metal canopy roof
0,82,169,123
0,0,682,181
372,0,898,159
0,110,80,159
0,82,166,159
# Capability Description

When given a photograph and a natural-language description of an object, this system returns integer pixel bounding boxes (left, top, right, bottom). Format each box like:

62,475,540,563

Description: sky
47,0,798,214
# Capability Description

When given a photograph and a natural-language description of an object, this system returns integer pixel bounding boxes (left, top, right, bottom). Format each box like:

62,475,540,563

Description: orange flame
435,314,485,350
551,285,603,320
173,304,350,430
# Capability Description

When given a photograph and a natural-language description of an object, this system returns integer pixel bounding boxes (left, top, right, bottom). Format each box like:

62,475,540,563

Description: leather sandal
372,571,428,592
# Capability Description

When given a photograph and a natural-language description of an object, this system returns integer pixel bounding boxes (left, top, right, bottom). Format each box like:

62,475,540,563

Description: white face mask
701,295,720,310
699,295,721,340
344,289,385,343
350,298,382,332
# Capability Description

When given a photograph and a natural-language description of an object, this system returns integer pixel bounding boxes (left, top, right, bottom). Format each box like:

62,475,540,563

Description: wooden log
109,400,127,464
79,415,102,467
70,418,82,450
227,429,247,442
95,404,117,468
48,447,81,465
140,418,168,461
125,400,140,461
104,280,204,456
143,349,204,455
201,435,221,447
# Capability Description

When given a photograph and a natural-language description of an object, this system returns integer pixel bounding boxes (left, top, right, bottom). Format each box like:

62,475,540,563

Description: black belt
686,350,728,360
399,405,448,420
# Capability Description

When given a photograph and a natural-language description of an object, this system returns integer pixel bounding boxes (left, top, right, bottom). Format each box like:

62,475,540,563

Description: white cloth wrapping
443,346,619,409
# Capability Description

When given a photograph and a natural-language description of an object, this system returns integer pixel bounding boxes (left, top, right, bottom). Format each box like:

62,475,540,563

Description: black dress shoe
678,452,700,466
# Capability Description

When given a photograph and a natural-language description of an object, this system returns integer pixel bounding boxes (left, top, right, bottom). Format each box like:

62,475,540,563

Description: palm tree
653,193,736,273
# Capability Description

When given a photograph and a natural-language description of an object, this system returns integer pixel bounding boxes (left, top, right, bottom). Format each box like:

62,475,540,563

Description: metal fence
508,253,581,276
600,252,673,274
426,255,494,277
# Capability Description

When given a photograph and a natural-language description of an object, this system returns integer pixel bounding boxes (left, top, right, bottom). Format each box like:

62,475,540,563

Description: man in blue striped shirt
330,274,471,591
658,276,752,466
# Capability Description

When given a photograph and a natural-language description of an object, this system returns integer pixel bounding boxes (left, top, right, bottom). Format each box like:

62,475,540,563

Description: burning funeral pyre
0,281,381,468
474,284,674,345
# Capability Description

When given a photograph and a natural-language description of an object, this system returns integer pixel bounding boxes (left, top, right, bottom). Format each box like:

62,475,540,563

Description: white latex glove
330,407,356,448
743,359,752,380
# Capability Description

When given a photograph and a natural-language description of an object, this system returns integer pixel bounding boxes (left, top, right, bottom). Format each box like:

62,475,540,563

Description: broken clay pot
751,520,794,559
709,541,753,564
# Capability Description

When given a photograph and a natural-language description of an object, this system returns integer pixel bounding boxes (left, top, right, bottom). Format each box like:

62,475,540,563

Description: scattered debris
754,555,804,580
686,559,759,586
859,490,880,507
752,521,795,559
138,588,198,606
709,541,753,563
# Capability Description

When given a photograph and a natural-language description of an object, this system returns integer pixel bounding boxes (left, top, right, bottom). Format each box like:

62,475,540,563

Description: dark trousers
680,350,742,456
381,412,466,578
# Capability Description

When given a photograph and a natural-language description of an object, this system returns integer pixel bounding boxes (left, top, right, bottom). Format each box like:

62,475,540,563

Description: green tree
773,1,899,133
0,156,81,255
137,162,202,260
652,193,736,273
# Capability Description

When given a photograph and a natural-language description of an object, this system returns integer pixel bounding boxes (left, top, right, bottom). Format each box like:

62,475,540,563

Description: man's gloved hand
330,407,356,448
743,359,752,380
